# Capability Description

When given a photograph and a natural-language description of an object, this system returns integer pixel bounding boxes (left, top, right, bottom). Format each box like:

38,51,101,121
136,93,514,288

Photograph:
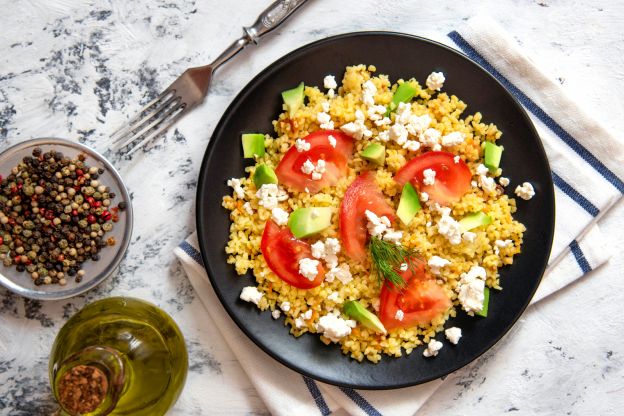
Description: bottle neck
52,346,126,416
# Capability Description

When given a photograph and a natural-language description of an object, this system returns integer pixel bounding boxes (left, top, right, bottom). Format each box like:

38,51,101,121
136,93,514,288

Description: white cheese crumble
280,301,291,312
243,202,253,215
428,255,451,275
420,192,429,202
457,265,487,315
441,132,465,147
406,114,432,137
340,110,372,140
362,80,377,106
271,310,281,319
328,135,337,148
321,101,330,112
476,164,490,176
515,182,535,200
479,175,497,195
403,140,421,152
311,238,341,268
423,339,443,357
240,286,263,305
394,309,405,321
301,158,326,181
471,180,478,187
495,239,513,248
325,263,353,284
453,155,460,164
399,263,408,272
426,71,445,91
227,178,245,199
327,291,341,302
367,104,387,121
317,111,334,130
437,211,462,245
423,168,437,186
389,123,409,146
445,327,462,345
324,75,337,90
294,309,313,329
420,128,442,150
462,231,477,243
298,258,320,281
295,138,311,152
256,184,288,210
499,177,510,187
316,313,356,343
365,209,391,237
382,230,403,245
271,207,289,226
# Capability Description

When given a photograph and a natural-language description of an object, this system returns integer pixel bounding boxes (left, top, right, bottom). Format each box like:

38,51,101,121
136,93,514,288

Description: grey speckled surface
0,0,622,415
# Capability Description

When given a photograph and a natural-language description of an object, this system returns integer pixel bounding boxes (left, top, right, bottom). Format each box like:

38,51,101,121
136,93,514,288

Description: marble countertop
0,0,622,414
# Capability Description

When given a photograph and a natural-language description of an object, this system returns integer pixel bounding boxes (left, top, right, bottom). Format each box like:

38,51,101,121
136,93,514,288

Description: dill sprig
368,236,420,288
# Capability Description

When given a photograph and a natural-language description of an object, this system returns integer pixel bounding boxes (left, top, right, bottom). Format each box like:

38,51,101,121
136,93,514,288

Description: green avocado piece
343,300,387,334
386,82,417,115
253,164,278,188
458,211,492,232
288,207,332,238
281,82,305,117
476,287,490,317
360,143,386,165
483,142,503,172
397,183,421,226
241,133,265,158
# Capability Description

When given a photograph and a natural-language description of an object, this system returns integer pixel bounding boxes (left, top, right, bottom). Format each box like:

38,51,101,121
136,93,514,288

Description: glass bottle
49,297,188,416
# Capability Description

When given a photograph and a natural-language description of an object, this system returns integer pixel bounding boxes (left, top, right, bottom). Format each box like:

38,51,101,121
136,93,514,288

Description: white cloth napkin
174,16,623,416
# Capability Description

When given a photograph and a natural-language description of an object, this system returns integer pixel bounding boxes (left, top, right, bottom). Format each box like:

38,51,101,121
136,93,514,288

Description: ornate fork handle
211,0,309,69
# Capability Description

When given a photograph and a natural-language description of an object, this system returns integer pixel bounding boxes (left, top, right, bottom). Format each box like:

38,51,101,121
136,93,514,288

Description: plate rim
196,31,555,389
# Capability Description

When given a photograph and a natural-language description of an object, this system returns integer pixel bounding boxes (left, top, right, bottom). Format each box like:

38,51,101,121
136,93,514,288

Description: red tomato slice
260,220,325,289
276,130,353,194
394,151,471,205
379,260,451,330
340,171,395,262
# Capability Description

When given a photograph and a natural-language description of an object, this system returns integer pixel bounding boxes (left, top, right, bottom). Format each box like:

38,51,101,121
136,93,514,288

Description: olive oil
49,297,188,416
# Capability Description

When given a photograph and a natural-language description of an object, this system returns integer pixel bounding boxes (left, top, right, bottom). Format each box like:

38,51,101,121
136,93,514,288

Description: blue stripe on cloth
339,387,383,416
448,30,624,194
569,240,592,273
552,172,600,217
179,240,205,267
302,377,331,416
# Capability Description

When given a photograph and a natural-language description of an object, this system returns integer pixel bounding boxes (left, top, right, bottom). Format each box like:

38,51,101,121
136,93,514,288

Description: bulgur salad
222,64,535,363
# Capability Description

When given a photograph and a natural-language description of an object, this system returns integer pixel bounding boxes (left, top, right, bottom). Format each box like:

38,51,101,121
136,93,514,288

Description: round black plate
196,32,555,389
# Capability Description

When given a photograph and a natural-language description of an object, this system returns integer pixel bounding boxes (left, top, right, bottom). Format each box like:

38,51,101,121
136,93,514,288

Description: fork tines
110,90,187,156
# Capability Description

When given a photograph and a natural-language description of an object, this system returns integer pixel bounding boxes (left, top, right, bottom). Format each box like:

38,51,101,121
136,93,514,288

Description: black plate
196,32,555,389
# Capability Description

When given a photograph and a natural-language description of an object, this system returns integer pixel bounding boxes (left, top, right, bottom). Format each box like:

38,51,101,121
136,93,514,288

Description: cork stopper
57,364,108,415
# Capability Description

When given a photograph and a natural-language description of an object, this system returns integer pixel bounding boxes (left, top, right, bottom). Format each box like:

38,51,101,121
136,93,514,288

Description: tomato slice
276,130,353,194
394,151,471,205
379,260,451,330
340,171,395,262
260,220,325,289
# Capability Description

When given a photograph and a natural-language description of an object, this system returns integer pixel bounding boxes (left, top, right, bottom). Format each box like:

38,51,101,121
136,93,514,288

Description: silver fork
110,0,310,156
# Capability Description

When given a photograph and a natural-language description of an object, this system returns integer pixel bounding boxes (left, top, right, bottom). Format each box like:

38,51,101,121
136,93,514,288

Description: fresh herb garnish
368,236,420,288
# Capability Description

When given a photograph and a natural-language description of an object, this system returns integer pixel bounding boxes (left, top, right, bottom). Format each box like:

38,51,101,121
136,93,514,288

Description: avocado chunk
458,211,492,232
281,82,305,117
360,143,386,165
476,287,490,317
483,141,503,172
253,164,278,188
242,133,265,158
288,207,332,238
386,82,417,115
397,183,421,226
343,300,387,334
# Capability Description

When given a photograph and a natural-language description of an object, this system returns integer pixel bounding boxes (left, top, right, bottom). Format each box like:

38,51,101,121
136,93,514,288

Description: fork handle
210,0,310,69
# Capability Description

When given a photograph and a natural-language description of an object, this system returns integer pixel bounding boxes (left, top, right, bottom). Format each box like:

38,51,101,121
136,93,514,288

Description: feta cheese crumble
423,168,437,185
462,231,477,243
316,313,356,343
298,258,320,281
340,110,372,140
272,310,281,319
317,111,334,130
499,177,510,187
328,135,337,148
300,158,326,181
361,80,377,106
327,291,341,302
321,101,330,112
423,339,443,357
295,138,311,152
420,128,442,150
256,184,287,210
453,155,461,164
437,211,462,245
428,255,451,275
323,75,337,90
294,309,313,329
227,178,245,199
394,309,405,321
271,207,289,226
445,327,462,344
420,192,429,202
243,202,253,215
280,301,291,312
457,265,487,315
240,286,263,305
399,263,408,272
441,132,465,147
325,263,353,284
515,182,535,200
311,238,341,268
426,71,445,91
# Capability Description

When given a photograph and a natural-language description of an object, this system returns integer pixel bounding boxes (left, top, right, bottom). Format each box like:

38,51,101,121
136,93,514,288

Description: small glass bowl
0,138,133,300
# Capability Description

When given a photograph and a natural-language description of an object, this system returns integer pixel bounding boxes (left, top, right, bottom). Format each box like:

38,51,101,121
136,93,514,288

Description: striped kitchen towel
174,15,622,416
